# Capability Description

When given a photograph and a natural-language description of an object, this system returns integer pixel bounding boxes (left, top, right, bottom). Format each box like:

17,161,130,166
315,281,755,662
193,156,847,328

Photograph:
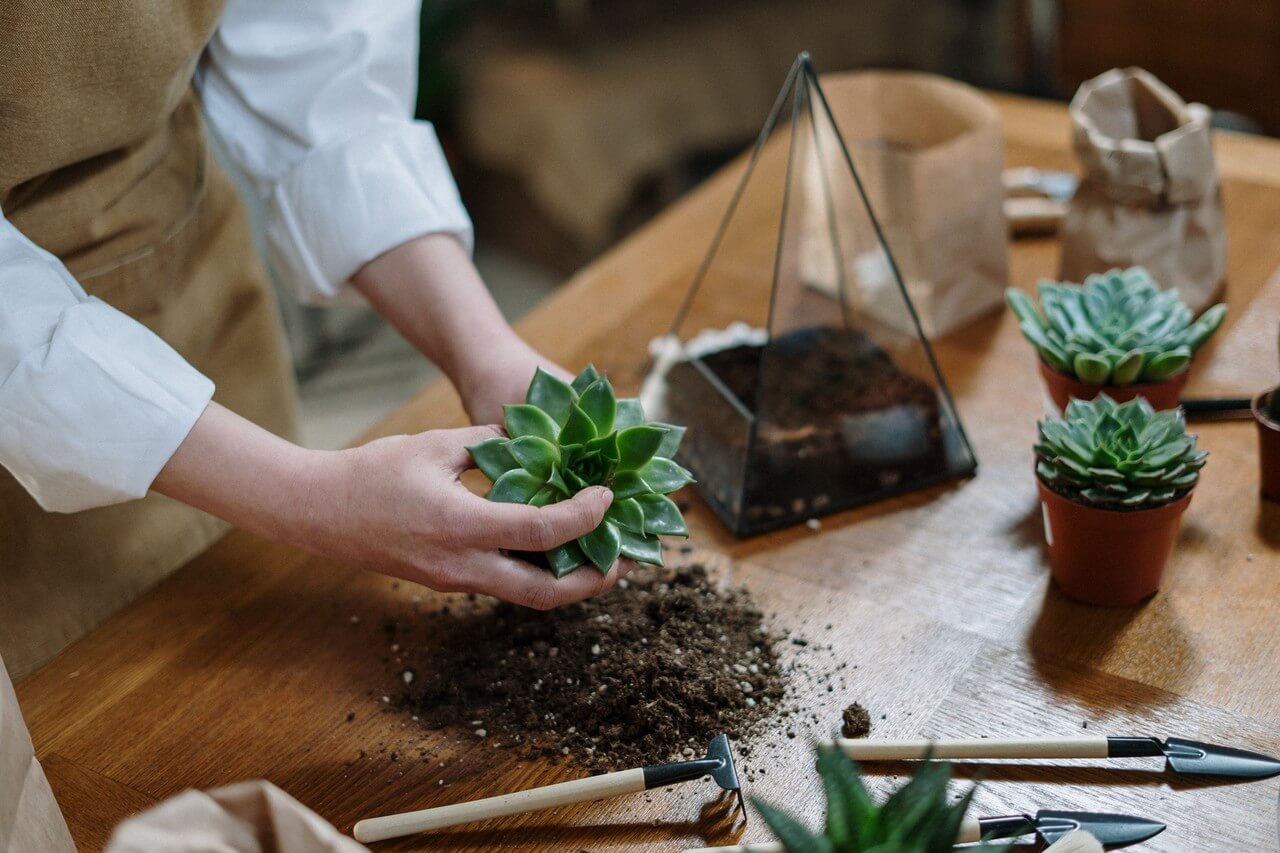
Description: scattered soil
841,702,872,739
664,326,965,533
389,563,788,771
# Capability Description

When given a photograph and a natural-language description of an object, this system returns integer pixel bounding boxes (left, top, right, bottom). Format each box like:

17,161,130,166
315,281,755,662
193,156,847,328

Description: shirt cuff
263,119,474,304
0,298,214,513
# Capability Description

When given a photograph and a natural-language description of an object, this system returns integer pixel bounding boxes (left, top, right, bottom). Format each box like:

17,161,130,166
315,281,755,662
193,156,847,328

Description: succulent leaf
1006,267,1225,385
1036,394,1204,510
489,469,545,504
578,520,622,573
616,425,667,471
578,378,617,435
468,438,520,482
526,368,576,427
504,404,559,442
471,366,690,577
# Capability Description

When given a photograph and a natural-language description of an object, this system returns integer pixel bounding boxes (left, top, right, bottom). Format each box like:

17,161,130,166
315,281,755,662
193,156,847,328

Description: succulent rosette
1007,266,1226,385
468,366,691,576
1036,394,1206,509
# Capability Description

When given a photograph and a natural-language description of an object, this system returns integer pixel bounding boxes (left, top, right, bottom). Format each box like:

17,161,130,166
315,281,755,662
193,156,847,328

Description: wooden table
18,89,1280,851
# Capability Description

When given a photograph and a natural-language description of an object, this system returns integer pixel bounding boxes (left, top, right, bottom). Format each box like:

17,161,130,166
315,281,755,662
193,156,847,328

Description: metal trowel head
641,733,746,821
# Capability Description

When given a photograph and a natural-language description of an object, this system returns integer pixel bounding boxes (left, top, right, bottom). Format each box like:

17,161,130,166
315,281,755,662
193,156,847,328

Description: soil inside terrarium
388,563,790,772
664,326,957,531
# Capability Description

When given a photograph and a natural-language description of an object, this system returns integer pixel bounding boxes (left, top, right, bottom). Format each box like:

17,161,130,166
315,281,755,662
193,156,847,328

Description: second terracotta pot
1038,360,1188,413
1037,479,1192,606
1253,390,1280,501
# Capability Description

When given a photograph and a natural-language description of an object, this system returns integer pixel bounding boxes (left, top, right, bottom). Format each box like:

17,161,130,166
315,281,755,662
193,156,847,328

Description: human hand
456,338,572,426
309,425,632,608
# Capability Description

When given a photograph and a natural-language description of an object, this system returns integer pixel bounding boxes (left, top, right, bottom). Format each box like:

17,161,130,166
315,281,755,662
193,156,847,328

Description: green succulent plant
468,365,691,577
1006,266,1226,386
752,746,991,853
1036,394,1206,510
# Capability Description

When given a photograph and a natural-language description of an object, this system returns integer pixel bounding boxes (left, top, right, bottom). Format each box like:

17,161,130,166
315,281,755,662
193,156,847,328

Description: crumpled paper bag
106,781,367,852
1060,67,1226,314
0,655,75,853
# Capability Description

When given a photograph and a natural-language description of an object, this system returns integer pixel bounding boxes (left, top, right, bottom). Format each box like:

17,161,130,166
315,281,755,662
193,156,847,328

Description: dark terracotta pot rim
1252,389,1280,433
1036,475,1194,529
1038,358,1189,393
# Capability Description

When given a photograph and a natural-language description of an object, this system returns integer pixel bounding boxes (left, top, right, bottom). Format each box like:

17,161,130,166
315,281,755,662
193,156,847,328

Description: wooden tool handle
353,767,646,843
835,735,1110,761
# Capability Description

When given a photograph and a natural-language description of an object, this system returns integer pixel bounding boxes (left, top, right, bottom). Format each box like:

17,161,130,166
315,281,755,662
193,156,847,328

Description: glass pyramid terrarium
641,53,977,536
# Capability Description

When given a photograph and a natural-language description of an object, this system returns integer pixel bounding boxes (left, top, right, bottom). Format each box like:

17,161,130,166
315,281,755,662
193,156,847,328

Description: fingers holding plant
467,365,693,578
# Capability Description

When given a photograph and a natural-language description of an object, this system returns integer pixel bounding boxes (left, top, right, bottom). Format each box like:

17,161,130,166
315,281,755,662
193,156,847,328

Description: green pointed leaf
529,485,560,507
546,541,587,578
546,467,570,496
560,404,597,446
489,469,545,504
616,426,666,471
1073,352,1111,384
584,433,620,462
1111,350,1144,385
635,493,688,536
571,364,601,395
578,378,616,435
1005,288,1042,325
816,746,875,847
614,398,646,430
605,497,645,533
577,521,622,573
638,457,694,494
1143,347,1190,381
506,435,560,479
526,368,576,427
609,471,650,500
652,422,686,458
504,404,559,442
468,438,520,482
752,799,832,853
617,528,664,565
1184,303,1226,350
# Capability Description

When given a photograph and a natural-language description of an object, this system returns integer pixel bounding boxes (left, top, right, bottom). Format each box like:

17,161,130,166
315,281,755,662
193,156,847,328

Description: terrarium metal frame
659,52,977,536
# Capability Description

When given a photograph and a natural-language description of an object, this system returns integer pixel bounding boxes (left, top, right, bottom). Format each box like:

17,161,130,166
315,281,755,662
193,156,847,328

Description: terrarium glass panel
643,54,977,536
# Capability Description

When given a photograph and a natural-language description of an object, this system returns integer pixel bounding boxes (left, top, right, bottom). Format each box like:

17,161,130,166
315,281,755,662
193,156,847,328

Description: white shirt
0,0,471,513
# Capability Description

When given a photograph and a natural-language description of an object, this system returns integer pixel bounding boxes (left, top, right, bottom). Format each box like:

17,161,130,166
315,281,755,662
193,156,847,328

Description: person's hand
307,424,632,608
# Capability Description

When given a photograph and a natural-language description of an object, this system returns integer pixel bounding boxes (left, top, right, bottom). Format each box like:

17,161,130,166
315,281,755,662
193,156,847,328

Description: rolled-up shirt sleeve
196,0,473,304
0,215,214,513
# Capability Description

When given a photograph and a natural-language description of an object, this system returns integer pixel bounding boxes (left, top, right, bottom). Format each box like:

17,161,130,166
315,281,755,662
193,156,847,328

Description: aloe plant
1007,267,1225,385
468,366,691,576
752,746,991,852
1036,394,1206,510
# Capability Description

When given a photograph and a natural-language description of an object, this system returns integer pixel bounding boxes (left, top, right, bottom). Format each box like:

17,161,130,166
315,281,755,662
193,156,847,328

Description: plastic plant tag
642,53,977,536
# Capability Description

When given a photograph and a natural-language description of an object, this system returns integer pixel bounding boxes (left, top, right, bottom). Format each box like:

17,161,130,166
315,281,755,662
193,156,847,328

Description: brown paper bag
0,656,75,853
1060,67,1226,313
106,780,367,853
800,71,1009,338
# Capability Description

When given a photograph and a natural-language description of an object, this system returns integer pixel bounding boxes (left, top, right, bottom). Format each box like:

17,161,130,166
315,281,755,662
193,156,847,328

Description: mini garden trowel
687,807,1164,851
834,734,1280,780
353,733,744,843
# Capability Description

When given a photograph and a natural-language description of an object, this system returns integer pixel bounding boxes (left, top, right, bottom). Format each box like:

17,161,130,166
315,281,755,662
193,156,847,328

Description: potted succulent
469,366,691,576
1253,325,1280,501
1006,266,1226,412
750,746,995,851
1036,394,1206,606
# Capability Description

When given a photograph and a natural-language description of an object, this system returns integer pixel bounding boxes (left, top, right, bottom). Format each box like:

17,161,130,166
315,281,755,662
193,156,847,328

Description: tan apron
0,1,300,682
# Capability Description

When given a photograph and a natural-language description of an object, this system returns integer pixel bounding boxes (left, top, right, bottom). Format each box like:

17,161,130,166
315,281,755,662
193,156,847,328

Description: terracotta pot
1253,390,1280,501
1037,478,1192,606
1038,360,1188,413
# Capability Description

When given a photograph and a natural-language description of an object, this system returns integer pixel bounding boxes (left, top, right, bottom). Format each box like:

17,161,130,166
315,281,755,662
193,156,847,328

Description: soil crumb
841,702,872,739
390,564,787,771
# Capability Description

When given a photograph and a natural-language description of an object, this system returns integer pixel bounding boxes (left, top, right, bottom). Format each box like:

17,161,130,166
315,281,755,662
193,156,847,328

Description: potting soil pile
387,563,790,771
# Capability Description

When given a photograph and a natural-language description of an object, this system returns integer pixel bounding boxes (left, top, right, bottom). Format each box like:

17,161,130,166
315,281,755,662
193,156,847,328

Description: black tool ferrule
642,758,722,790
977,814,1037,840
1107,736,1165,758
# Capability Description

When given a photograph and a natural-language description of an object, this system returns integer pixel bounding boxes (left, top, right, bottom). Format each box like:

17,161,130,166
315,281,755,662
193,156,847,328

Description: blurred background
288,0,1279,448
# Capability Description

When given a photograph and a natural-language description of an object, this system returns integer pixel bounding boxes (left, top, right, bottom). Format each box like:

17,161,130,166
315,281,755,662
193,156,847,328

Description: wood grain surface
16,87,1280,851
